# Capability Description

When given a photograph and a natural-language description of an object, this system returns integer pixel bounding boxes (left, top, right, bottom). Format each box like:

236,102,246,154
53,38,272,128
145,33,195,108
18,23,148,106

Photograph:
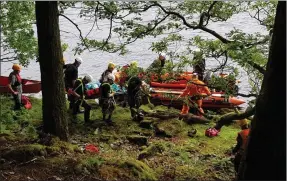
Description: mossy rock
50,137,80,152
154,119,183,138
120,159,157,181
126,135,148,146
1,144,47,162
138,142,166,160
75,156,105,174
139,119,154,129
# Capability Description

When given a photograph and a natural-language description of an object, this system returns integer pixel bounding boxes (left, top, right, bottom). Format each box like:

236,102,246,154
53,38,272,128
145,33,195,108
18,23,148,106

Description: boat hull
0,76,41,94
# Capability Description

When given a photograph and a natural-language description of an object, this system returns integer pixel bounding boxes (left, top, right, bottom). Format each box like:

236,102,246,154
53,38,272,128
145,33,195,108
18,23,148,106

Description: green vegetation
0,95,241,180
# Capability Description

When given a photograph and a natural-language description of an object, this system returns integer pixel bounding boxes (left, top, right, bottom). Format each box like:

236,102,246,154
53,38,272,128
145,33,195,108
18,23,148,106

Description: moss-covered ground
0,95,240,181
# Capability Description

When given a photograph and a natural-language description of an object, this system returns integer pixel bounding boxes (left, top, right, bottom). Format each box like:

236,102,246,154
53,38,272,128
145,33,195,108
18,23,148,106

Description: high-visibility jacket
180,79,211,98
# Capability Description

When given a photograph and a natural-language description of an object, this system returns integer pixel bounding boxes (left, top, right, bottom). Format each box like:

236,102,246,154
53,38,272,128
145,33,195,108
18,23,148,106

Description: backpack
21,95,32,109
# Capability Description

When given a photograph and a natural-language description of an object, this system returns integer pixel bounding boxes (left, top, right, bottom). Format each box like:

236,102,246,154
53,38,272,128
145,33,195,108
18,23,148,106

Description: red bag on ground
21,95,32,109
85,144,99,153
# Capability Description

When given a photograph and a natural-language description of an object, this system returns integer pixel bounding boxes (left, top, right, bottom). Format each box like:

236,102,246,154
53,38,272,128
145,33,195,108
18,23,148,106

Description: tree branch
101,14,113,49
210,50,228,72
153,2,232,44
204,1,218,26
246,60,266,74
236,93,258,98
59,13,90,51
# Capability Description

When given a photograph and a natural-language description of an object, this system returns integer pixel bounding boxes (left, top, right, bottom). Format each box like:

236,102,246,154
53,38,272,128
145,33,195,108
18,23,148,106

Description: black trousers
73,99,91,122
234,153,243,173
13,93,22,110
128,90,142,118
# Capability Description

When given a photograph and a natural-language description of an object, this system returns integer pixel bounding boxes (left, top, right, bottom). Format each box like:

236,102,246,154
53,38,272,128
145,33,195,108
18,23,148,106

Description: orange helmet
12,64,21,71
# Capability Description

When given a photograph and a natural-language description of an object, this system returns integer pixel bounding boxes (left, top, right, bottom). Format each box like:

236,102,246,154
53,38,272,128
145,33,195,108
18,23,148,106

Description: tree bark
35,1,68,141
238,2,286,180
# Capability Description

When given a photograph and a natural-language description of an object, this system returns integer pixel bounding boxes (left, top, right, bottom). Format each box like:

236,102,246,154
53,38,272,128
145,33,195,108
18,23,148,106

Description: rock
0,136,7,145
127,135,148,146
154,126,172,138
139,146,147,151
99,135,112,142
110,143,118,150
0,158,6,164
139,120,153,129
74,164,83,174
138,142,166,160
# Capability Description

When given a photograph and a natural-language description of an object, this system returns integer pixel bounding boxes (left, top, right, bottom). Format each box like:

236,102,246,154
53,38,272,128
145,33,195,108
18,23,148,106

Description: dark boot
106,114,113,125
84,109,91,123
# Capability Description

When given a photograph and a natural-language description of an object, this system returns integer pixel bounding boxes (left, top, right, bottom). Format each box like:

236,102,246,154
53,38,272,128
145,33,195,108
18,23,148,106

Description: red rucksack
21,95,32,109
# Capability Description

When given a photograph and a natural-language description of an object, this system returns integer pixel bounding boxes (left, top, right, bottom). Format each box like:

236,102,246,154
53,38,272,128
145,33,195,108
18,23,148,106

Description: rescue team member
70,75,93,123
146,53,166,81
8,64,23,110
63,57,83,90
127,76,148,121
99,62,116,84
192,49,206,81
99,75,116,125
64,57,83,109
178,74,211,116
232,119,250,173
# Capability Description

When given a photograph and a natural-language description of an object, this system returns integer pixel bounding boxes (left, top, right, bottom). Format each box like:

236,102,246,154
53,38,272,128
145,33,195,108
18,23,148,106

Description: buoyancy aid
239,129,250,150
73,78,84,105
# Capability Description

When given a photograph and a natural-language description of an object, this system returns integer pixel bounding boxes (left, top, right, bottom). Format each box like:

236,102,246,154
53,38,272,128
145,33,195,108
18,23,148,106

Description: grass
0,95,240,180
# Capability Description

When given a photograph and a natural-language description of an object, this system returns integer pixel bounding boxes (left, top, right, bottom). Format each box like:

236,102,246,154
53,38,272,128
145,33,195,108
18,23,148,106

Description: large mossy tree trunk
35,1,68,141
238,2,286,180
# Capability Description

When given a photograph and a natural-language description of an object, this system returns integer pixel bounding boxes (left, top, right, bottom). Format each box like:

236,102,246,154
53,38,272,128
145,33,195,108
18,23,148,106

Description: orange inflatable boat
149,87,245,109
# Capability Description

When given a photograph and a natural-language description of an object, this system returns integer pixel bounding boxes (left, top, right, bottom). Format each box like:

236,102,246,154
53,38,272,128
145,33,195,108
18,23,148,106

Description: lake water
0,4,268,109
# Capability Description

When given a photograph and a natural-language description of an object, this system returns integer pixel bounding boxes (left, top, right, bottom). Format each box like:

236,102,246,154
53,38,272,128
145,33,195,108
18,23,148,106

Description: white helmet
75,57,83,64
160,52,166,57
84,74,93,83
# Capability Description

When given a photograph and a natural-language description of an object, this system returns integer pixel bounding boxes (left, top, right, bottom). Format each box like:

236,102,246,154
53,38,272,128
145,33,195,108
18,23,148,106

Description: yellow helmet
130,61,138,67
12,64,21,71
238,119,248,127
108,62,115,69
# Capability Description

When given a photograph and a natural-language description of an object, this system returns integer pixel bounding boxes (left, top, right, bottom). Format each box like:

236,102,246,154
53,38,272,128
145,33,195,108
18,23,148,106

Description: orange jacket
180,79,211,97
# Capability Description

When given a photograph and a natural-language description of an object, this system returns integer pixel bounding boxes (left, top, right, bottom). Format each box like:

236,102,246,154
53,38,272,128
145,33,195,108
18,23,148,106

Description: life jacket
73,78,84,94
100,83,112,98
9,72,22,87
191,79,211,96
239,129,250,150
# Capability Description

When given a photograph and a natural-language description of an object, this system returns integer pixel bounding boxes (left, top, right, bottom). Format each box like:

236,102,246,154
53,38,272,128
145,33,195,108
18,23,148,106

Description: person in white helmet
63,57,83,109
70,74,93,123
145,53,167,81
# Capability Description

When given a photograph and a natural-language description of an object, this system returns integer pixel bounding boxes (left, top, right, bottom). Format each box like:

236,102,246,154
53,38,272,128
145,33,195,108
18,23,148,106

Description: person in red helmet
8,64,23,110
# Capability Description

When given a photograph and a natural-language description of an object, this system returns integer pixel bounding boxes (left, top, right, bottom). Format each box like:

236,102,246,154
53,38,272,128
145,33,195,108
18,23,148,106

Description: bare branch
0,56,17,62
153,2,232,44
85,2,100,38
210,51,228,72
204,1,218,26
59,13,90,51
101,14,114,49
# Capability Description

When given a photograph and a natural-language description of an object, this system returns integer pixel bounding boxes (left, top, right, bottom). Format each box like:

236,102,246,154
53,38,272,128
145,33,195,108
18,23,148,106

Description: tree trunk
238,2,286,180
35,1,68,141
